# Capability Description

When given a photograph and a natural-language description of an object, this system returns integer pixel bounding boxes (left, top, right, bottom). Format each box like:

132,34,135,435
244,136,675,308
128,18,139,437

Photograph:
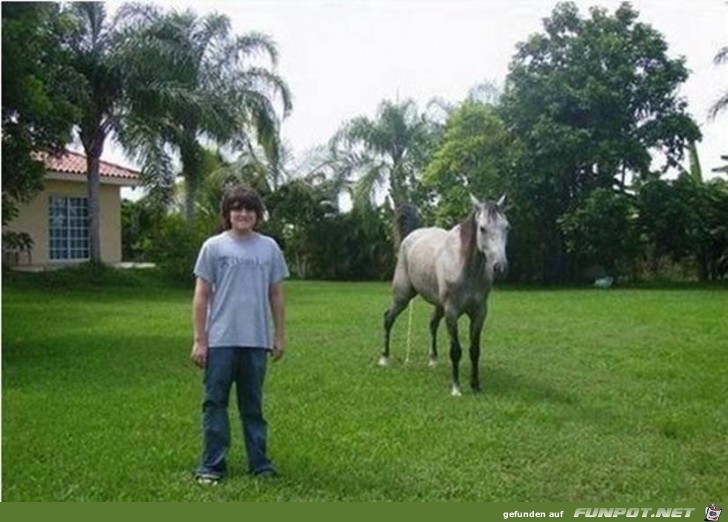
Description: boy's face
229,203,257,234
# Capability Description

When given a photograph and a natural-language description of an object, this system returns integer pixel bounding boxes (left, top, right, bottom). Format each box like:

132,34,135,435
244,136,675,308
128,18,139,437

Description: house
3,150,140,269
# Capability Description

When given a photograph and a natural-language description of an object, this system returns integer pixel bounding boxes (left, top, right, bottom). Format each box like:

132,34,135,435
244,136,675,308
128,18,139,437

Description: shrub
146,213,210,284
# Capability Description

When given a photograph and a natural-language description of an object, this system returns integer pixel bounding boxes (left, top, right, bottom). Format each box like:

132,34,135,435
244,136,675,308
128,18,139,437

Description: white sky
105,0,728,181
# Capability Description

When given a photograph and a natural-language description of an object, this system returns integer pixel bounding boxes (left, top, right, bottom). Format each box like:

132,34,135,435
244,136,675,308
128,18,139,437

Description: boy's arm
191,277,212,368
269,281,286,361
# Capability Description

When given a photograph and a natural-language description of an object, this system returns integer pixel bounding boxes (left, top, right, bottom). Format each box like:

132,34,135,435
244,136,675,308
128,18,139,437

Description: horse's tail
394,203,421,248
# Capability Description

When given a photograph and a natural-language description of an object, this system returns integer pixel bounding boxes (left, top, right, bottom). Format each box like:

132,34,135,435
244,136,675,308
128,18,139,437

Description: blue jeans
197,347,274,477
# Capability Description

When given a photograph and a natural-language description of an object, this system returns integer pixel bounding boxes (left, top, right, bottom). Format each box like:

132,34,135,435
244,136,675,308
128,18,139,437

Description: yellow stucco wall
4,179,123,266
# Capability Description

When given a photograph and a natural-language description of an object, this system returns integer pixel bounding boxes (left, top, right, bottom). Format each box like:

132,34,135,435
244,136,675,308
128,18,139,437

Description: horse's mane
459,211,479,266
459,203,502,270
394,204,421,247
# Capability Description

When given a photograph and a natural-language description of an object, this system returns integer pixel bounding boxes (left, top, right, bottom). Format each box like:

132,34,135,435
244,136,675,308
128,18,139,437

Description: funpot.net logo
572,507,697,518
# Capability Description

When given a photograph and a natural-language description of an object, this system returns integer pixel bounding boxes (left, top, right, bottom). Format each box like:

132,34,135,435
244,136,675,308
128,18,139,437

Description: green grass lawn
2,271,727,501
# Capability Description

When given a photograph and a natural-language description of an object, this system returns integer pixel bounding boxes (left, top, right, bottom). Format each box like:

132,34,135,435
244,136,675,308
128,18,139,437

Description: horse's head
471,194,509,276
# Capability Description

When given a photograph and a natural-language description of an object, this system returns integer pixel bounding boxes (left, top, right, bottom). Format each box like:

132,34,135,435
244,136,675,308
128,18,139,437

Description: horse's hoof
450,385,462,397
377,356,390,367
428,358,438,368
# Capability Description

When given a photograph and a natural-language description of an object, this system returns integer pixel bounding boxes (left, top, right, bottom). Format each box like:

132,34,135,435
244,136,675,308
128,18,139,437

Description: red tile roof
43,150,140,182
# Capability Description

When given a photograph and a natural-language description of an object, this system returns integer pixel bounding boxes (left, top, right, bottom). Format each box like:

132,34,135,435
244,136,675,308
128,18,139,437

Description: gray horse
379,195,509,396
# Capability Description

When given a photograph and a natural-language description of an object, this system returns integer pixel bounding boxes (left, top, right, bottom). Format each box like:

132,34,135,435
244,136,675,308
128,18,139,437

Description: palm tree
117,9,292,221
709,45,728,120
65,2,160,263
294,144,356,210
329,99,438,208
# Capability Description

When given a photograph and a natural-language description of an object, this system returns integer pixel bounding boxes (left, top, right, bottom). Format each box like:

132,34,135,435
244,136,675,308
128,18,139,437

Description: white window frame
48,195,90,262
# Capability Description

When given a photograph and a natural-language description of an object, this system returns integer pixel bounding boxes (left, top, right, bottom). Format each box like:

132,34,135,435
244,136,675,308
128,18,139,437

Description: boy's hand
271,338,285,362
191,341,208,368
271,345,285,362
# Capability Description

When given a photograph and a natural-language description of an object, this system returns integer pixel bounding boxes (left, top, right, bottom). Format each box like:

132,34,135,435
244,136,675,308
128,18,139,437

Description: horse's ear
496,194,507,209
469,193,480,207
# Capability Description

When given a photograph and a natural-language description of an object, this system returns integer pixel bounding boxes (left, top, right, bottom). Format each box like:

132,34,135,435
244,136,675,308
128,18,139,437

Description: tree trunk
184,173,196,223
84,133,106,264
180,139,203,223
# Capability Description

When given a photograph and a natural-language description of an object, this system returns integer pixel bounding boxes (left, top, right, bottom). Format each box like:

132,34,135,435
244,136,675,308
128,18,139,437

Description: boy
191,185,288,483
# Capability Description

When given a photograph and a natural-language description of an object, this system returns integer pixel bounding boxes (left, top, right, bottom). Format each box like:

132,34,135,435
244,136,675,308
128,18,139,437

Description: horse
379,195,510,396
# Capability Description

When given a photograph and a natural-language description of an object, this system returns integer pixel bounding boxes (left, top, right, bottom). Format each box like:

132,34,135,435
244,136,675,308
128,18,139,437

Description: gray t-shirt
194,231,289,349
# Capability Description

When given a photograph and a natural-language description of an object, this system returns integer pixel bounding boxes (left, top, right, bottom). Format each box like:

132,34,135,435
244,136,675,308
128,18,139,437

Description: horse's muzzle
493,260,508,276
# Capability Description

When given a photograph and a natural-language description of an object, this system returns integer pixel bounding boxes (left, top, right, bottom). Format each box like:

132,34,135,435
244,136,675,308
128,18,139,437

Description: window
48,196,89,261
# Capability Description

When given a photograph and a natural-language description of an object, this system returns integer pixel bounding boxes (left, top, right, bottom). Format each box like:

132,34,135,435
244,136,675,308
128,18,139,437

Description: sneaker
196,472,222,486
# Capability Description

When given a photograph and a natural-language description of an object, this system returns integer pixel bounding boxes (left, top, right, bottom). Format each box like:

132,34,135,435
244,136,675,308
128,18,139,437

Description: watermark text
573,508,696,518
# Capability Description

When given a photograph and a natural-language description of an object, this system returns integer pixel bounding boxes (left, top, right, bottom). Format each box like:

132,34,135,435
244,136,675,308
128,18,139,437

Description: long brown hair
220,185,266,230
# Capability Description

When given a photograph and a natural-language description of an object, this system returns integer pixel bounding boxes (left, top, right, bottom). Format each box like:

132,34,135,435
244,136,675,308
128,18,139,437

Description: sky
104,0,728,187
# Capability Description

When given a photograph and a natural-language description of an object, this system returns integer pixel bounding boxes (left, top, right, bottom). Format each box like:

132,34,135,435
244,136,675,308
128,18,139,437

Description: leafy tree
258,177,394,280
264,178,338,278
333,205,396,280
501,1,700,283
2,2,79,225
423,101,514,226
559,188,640,280
637,177,690,270
639,175,728,281
117,8,292,221
329,99,440,209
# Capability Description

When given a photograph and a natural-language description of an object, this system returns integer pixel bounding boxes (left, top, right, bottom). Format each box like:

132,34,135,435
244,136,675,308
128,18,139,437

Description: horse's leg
444,306,462,396
468,305,487,393
380,288,415,366
428,306,444,368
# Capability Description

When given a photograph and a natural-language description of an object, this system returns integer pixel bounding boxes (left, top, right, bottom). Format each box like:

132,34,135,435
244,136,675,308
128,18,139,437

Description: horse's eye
479,226,486,233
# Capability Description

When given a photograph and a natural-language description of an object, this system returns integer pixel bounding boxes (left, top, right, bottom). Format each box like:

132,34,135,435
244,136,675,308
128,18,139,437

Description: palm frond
111,2,162,33
708,90,728,120
139,141,176,206
193,13,231,66
234,32,280,66
714,45,728,66
352,162,388,208
68,2,108,52
224,66,293,116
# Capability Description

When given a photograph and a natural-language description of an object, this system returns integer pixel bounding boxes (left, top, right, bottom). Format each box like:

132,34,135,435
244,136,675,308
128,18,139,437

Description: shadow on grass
482,365,624,432
484,365,577,405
